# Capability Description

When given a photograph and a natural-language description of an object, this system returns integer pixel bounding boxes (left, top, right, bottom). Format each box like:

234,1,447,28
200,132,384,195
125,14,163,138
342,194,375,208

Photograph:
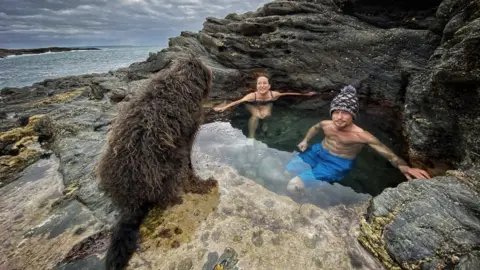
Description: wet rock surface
125,158,384,270
0,156,103,270
359,168,480,269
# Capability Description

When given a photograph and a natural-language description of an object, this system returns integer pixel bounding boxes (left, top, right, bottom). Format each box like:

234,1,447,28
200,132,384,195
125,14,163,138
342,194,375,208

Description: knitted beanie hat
330,85,359,119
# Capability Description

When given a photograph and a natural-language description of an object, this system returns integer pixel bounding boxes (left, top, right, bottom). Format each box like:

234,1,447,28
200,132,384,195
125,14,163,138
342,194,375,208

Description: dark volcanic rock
359,3,480,268
359,168,480,269
1,0,444,109
0,71,135,134
88,76,127,100
404,0,480,170
342,0,442,30
456,251,480,270
32,75,97,92
138,0,439,105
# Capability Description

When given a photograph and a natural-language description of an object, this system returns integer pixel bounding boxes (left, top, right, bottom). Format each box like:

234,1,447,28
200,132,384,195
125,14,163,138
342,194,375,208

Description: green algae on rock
0,115,45,187
33,88,85,106
140,186,221,250
358,214,402,270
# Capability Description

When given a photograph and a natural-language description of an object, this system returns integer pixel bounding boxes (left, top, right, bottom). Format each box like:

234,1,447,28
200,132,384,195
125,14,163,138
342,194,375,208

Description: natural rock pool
0,88,412,270
195,103,407,207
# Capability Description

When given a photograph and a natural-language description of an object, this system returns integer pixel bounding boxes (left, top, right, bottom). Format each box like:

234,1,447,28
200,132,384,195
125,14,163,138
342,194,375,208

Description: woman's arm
272,91,316,100
213,93,255,112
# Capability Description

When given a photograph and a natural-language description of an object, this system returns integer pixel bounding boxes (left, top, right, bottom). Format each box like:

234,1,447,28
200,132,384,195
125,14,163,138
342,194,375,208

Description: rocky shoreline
1,0,479,269
0,47,100,58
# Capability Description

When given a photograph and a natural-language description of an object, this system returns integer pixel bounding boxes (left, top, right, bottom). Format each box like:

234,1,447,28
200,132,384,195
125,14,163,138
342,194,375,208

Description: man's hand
297,140,308,152
399,165,431,180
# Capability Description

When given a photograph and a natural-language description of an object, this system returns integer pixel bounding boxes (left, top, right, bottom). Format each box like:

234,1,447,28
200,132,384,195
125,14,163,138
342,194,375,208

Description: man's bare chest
324,130,365,145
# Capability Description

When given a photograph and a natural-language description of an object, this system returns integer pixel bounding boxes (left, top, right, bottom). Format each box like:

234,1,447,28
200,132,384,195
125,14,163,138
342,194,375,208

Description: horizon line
1,44,163,50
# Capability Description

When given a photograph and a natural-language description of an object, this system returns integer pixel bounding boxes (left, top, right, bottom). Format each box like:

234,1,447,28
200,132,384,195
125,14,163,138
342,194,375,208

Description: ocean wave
3,49,97,59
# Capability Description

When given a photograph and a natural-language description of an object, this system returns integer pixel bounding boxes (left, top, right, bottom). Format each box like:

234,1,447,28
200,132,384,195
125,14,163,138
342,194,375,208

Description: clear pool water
194,103,407,208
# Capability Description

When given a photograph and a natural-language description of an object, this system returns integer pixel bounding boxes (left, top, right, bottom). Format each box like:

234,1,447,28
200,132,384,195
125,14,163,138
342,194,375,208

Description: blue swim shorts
285,143,355,188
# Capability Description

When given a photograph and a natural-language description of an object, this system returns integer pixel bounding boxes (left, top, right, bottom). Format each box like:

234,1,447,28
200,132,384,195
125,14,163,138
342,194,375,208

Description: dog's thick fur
96,54,217,270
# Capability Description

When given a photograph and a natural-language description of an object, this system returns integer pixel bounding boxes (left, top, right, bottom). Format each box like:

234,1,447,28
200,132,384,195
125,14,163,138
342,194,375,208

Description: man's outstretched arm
297,121,326,151
303,122,323,141
363,132,431,180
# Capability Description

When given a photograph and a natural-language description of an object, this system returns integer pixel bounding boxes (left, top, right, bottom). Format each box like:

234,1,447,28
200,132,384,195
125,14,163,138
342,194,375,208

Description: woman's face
256,76,270,94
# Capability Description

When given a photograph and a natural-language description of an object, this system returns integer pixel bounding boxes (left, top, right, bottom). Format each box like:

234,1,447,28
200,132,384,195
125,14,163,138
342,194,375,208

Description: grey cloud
0,0,270,48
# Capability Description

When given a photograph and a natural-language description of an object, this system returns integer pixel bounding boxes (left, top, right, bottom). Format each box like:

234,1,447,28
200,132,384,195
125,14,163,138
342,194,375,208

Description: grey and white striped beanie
329,85,359,119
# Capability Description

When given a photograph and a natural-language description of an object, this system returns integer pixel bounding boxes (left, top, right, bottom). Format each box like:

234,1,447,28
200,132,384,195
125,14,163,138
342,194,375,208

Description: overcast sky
0,0,270,49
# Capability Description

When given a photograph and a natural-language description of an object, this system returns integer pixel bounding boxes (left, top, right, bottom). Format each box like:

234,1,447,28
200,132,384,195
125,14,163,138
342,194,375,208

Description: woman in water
214,73,316,139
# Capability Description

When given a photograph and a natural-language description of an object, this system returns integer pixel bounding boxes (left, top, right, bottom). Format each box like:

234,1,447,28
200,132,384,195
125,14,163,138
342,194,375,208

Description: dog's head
153,53,212,103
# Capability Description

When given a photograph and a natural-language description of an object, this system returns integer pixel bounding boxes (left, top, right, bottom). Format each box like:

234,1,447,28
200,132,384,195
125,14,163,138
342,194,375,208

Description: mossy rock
0,148,41,187
0,114,46,187
34,88,85,106
358,214,401,270
0,115,44,142
139,187,220,251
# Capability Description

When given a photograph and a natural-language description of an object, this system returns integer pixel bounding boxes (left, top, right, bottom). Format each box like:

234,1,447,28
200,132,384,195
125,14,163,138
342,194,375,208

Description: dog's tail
105,204,151,270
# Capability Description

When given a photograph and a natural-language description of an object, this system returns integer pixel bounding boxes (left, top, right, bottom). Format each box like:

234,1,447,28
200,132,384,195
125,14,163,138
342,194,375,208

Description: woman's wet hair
246,70,270,91
253,71,270,81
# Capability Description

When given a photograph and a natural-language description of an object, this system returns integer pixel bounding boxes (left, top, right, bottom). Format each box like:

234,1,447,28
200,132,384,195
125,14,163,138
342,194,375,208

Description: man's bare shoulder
351,124,365,133
316,120,332,129
320,120,333,126
355,129,378,143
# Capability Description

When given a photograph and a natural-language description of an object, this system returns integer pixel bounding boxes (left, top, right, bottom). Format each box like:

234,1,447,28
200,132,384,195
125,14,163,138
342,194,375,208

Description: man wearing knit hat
284,85,430,194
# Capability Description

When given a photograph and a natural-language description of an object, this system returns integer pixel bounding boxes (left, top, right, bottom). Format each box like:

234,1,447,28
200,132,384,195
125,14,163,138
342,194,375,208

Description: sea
0,46,161,89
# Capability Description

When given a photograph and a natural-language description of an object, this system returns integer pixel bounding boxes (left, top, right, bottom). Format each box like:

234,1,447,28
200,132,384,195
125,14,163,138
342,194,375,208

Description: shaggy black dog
96,54,217,270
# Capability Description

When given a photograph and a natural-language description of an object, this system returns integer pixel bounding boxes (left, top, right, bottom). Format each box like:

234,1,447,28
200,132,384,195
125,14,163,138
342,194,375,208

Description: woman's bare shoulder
270,90,282,99
242,92,256,101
